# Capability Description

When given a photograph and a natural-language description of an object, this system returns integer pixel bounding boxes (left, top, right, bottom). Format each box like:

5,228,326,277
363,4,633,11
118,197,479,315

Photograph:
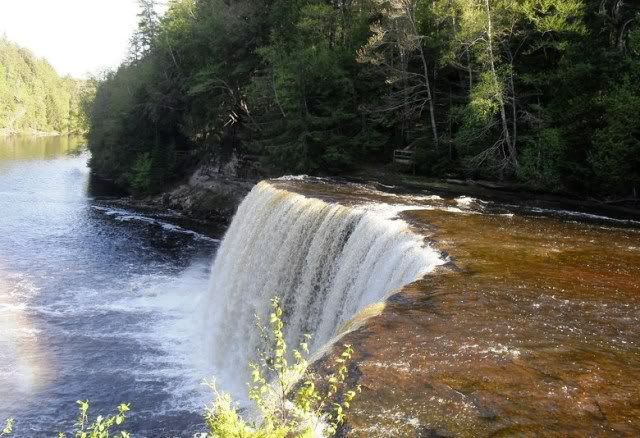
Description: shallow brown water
278,179,640,437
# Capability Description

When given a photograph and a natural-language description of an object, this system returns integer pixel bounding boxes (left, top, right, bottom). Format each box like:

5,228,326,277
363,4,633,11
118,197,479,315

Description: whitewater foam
203,181,444,396
92,205,220,242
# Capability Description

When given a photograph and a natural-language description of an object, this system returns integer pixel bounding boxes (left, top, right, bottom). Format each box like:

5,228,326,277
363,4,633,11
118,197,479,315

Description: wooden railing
393,149,415,165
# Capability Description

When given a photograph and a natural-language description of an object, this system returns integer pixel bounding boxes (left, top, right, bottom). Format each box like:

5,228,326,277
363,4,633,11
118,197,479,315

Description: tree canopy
0,37,91,135
87,0,640,197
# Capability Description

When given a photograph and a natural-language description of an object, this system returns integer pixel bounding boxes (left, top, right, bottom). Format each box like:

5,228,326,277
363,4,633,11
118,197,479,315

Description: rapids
204,182,443,395
3,136,640,436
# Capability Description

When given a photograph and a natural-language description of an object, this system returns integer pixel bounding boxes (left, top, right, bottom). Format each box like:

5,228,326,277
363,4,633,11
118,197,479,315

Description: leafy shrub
518,128,567,189
129,152,153,195
1,298,359,438
57,400,131,438
1,419,13,437
204,297,360,437
1,402,130,438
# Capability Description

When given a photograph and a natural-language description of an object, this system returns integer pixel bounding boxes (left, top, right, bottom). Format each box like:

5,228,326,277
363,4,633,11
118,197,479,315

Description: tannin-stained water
3,137,639,437
282,179,640,437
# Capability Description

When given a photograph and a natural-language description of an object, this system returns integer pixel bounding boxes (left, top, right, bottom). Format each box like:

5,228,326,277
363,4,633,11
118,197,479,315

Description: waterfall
204,181,442,394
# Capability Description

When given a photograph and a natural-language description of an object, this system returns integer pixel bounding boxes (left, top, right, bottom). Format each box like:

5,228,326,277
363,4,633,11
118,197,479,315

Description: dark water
0,136,219,436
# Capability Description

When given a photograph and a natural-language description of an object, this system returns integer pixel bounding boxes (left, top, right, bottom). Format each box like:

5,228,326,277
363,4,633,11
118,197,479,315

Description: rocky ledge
139,163,255,225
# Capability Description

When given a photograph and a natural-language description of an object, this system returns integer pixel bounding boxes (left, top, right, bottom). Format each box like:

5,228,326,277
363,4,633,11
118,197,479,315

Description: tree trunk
407,1,439,150
484,0,517,169
466,47,473,91
509,61,517,151
400,44,409,147
272,71,286,118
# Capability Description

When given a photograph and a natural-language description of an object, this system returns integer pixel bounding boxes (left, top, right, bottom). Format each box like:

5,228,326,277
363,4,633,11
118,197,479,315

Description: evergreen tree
85,0,640,197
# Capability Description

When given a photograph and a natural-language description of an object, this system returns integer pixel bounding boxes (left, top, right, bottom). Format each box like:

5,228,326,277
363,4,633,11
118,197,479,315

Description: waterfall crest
204,181,442,392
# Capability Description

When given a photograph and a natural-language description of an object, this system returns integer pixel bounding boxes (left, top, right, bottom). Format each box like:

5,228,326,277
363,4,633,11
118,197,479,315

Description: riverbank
108,161,255,237
120,161,640,232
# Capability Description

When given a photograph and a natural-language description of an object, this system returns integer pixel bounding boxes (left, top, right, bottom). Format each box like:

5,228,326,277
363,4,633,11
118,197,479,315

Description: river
0,136,218,436
275,179,640,436
2,136,640,437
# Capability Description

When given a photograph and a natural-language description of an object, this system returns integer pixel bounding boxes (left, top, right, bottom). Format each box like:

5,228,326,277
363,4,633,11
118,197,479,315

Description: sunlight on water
0,265,52,403
0,135,85,162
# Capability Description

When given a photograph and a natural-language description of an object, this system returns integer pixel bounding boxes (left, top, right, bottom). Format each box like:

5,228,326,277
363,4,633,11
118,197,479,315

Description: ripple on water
0,139,220,437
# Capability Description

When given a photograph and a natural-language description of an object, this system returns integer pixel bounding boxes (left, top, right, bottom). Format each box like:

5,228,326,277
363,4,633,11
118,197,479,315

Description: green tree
452,0,584,175
590,75,640,194
358,0,441,150
248,0,377,173
0,37,90,134
85,0,640,196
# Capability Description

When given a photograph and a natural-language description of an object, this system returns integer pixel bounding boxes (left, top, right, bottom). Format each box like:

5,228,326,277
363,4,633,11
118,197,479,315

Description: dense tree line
88,0,640,197
0,37,91,135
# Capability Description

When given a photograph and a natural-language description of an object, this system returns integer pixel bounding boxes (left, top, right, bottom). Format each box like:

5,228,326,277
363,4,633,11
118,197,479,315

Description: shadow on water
88,173,129,198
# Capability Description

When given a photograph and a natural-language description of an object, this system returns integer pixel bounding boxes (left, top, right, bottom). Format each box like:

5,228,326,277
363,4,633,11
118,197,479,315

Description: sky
0,1,165,78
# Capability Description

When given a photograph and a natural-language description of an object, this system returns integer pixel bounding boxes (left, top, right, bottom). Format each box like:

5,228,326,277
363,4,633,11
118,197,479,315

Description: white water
204,181,443,395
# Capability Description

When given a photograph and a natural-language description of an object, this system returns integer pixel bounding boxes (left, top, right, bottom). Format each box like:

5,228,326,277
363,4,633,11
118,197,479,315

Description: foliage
130,152,154,194
590,77,640,193
86,0,640,197
204,297,360,437
2,298,359,438
1,418,13,437
58,401,131,438
518,127,567,188
0,37,92,134
1,403,130,438
246,1,377,173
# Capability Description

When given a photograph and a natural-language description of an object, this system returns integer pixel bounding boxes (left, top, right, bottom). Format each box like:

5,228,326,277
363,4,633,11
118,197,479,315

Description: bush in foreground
1,419,13,437
205,297,360,437
3,297,359,437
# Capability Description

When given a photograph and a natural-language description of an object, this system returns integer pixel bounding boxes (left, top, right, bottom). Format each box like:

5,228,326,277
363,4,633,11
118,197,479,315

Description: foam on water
92,205,220,243
203,182,444,397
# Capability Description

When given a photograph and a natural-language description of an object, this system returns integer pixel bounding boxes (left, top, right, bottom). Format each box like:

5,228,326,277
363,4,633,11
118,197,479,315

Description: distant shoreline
0,129,85,138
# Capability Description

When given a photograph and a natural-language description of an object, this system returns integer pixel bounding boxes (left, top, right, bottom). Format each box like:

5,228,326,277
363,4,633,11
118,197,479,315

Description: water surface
279,179,640,437
0,136,218,436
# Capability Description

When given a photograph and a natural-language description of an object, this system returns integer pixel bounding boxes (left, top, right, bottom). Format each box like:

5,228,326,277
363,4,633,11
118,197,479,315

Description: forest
87,0,640,197
0,37,91,135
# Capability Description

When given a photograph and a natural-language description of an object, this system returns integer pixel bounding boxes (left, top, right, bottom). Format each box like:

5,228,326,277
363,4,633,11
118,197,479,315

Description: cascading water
204,181,443,395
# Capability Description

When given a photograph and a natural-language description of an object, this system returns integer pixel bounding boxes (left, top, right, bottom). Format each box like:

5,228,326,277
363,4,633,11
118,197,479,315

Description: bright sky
0,1,165,78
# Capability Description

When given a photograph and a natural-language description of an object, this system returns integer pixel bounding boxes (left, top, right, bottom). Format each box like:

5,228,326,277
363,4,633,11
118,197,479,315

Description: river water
0,136,218,436
278,179,640,436
3,136,640,437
